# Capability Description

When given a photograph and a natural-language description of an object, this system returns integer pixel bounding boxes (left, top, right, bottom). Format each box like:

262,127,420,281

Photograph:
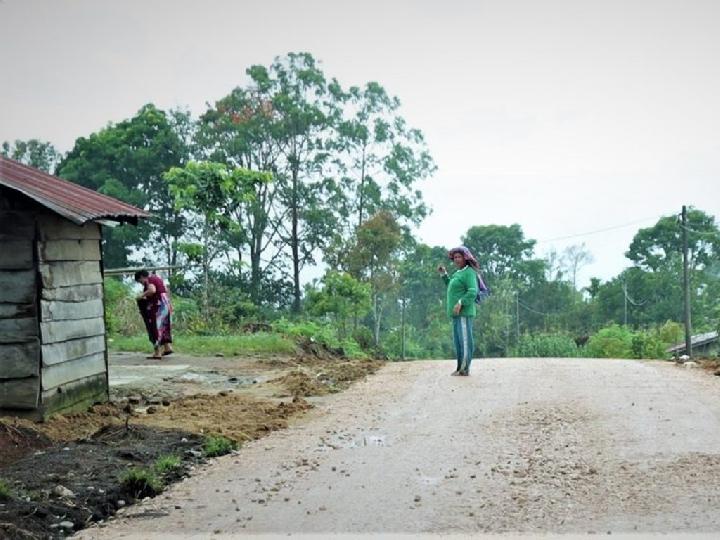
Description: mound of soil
274,371,330,397
132,393,312,443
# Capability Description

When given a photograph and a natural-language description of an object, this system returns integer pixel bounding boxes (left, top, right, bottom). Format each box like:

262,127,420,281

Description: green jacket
442,266,478,318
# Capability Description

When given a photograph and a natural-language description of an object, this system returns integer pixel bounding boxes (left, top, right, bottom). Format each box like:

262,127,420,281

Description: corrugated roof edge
0,156,150,225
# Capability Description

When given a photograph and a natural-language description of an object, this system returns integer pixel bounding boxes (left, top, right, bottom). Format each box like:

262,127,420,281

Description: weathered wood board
0,303,35,319
39,261,102,288
40,372,107,418
39,317,105,344
37,239,101,262
0,270,35,303
40,298,104,322
0,376,39,409
0,240,33,270
0,317,38,344
0,341,40,378
41,284,103,303
41,352,106,391
37,215,101,241
42,335,106,366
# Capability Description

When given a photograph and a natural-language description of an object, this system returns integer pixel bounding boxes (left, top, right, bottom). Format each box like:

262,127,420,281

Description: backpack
476,273,490,304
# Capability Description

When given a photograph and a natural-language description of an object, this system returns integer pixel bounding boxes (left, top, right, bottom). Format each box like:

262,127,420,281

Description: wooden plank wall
36,214,108,412
0,208,40,410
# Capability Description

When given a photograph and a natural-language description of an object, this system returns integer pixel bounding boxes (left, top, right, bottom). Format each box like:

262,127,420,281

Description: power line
536,214,666,244
517,300,551,316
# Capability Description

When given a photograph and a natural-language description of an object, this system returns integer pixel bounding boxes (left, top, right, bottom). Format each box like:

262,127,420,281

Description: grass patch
109,332,296,357
119,468,163,499
153,454,181,475
0,479,12,501
203,435,237,457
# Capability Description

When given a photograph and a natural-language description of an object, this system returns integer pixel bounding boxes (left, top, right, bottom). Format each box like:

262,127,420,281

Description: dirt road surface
78,358,720,538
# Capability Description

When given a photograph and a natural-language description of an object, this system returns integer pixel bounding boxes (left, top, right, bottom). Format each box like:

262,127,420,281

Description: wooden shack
0,157,148,418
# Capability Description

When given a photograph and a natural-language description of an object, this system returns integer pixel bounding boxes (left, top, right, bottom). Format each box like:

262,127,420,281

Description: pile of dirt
274,358,382,397
274,371,330,397
133,393,312,443
297,337,346,360
0,424,203,539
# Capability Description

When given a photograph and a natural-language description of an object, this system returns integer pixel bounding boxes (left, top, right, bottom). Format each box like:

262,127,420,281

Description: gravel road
78,358,720,538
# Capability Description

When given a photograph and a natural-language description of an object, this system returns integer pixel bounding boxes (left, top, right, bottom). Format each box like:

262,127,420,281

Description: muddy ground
0,347,380,539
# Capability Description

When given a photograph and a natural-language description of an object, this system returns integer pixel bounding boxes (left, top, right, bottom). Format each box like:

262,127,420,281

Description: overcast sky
2,0,719,287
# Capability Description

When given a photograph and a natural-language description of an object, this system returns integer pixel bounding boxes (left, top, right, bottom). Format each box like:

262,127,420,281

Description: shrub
153,454,181,475
0,479,12,501
511,334,578,358
104,278,144,336
586,324,634,358
203,435,237,457
120,468,163,499
274,318,368,359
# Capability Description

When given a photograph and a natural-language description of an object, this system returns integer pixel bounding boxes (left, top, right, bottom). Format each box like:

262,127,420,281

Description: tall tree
1,139,62,173
347,211,403,347
57,104,190,266
333,81,436,231
165,161,270,314
462,224,545,288
562,243,594,290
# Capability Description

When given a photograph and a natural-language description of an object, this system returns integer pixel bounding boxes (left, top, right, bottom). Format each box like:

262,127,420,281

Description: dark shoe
459,371,469,376
451,370,461,376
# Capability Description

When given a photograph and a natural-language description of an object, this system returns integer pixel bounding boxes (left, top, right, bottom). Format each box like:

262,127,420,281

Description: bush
104,278,144,336
511,334,578,358
153,454,181,475
203,435,237,457
274,318,368,359
0,479,12,501
120,468,163,498
586,325,634,358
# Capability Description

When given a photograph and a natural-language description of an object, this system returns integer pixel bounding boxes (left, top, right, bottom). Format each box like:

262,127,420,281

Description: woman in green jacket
438,246,486,376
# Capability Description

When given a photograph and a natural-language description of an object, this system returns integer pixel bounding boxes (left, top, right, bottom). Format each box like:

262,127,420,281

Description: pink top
146,275,167,296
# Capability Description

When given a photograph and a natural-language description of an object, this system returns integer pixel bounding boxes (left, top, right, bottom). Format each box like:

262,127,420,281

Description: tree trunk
358,146,366,228
291,167,301,312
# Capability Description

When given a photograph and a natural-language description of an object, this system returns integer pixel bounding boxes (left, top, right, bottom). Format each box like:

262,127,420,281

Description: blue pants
452,316,474,373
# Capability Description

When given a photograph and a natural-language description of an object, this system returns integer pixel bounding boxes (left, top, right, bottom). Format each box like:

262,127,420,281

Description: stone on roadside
51,485,75,498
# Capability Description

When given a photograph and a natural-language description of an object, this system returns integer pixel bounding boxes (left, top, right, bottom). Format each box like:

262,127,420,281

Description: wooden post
682,205,692,358
400,298,407,361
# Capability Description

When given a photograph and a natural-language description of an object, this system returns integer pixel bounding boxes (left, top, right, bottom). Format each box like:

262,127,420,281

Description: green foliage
586,325,634,358
585,324,671,360
120,468,163,498
511,334,578,358
0,479,12,501
305,271,371,338
109,333,295,356
58,104,190,266
1,139,62,173
274,318,368,358
203,435,237,457
103,278,144,336
153,455,181,475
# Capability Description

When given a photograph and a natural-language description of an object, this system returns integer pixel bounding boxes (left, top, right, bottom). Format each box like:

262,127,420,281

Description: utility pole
515,292,520,340
681,205,693,358
400,298,407,361
622,281,628,326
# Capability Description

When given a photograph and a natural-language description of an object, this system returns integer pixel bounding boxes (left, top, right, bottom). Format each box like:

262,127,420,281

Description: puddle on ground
109,364,190,386
316,432,389,452
109,364,263,389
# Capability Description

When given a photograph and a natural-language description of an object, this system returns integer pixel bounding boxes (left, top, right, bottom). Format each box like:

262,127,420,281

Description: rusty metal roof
0,156,149,225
